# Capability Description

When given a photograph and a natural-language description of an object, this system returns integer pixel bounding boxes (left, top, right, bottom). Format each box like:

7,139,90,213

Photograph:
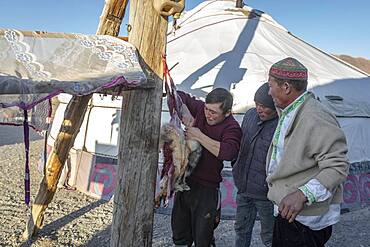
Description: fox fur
154,123,202,208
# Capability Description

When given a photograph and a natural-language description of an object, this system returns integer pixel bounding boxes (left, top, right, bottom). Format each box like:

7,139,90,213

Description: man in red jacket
172,88,242,247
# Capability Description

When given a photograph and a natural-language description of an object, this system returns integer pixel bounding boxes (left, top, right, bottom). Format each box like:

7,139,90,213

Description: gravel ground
0,139,369,247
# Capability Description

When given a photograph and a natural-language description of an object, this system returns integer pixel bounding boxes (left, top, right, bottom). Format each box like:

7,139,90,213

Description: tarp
0,29,146,130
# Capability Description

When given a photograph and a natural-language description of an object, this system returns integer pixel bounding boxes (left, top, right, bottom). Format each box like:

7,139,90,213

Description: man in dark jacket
232,83,278,247
172,88,242,247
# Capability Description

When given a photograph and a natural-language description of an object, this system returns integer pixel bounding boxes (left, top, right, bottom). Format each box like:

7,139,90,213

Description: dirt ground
0,139,369,247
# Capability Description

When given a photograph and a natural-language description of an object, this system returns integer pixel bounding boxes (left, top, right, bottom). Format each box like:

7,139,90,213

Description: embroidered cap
269,57,308,80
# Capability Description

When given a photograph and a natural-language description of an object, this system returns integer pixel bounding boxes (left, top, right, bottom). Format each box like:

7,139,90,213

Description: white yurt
48,0,370,217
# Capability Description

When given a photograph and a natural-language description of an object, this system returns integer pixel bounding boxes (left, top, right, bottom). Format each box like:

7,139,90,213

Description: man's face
204,102,229,125
268,76,289,109
255,102,276,121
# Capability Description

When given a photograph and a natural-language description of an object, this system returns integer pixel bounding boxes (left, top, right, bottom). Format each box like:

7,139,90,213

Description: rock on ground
0,140,369,247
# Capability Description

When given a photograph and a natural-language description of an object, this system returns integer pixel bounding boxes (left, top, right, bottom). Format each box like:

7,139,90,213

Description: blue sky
0,0,369,59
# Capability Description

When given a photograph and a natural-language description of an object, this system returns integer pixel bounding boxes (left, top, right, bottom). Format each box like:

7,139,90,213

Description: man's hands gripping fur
154,123,202,208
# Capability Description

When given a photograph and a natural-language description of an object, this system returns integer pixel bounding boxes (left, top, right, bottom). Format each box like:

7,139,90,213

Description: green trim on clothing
271,91,309,161
299,185,316,206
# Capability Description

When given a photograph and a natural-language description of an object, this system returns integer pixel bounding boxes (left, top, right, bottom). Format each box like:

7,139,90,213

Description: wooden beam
23,0,128,239
110,1,168,246
96,0,128,36
0,30,129,41
0,78,155,95
23,95,91,240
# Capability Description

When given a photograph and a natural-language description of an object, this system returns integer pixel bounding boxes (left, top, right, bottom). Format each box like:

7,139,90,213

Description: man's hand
182,115,194,127
278,190,307,223
185,127,202,141
180,104,194,127
185,126,221,157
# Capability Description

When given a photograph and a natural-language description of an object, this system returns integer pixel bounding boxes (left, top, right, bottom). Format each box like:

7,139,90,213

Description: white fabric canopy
0,30,145,97
0,29,146,129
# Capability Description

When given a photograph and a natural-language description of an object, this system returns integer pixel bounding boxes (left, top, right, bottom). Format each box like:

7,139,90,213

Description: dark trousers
272,215,332,247
171,180,219,247
234,195,274,247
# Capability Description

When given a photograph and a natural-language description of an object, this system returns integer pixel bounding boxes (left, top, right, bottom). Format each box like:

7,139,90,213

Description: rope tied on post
154,55,183,208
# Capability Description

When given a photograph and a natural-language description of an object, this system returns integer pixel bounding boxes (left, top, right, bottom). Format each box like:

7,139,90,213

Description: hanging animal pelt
154,123,202,208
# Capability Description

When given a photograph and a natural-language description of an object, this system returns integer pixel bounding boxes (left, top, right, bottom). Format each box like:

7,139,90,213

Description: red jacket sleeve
218,122,242,161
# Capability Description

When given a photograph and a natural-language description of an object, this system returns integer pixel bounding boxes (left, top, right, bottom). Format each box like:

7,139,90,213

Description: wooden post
23,0,129,239
96,0,129,36
110,1,168,246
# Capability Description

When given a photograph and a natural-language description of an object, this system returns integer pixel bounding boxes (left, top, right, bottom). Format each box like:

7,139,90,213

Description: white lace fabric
0,29,147,130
